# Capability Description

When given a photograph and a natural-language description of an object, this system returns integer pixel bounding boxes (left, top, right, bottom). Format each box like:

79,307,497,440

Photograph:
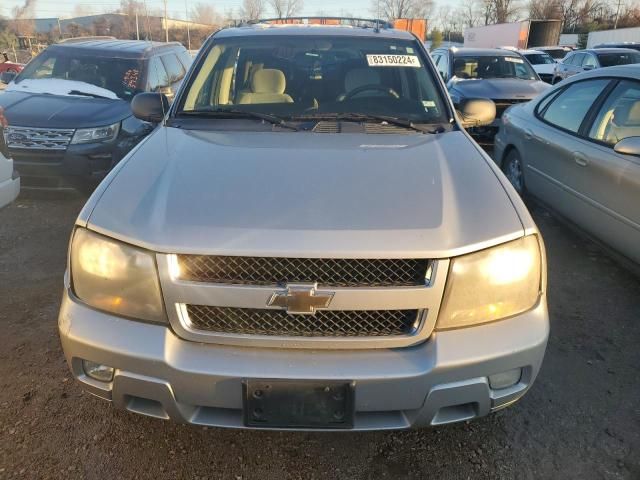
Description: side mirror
0,71,17,85
613,136,640,157
131,92,170,123
458,98,496,128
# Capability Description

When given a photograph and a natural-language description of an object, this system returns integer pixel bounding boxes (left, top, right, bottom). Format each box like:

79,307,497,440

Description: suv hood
86,128,524,258
0,89,130,129
450,78,550,100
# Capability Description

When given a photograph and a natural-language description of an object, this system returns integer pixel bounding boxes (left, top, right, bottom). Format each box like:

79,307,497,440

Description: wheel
502,149,525,196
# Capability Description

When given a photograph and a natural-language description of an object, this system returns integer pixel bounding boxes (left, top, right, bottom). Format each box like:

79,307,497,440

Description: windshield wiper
67,89,111,99
179,108,299,131
294,113,442,134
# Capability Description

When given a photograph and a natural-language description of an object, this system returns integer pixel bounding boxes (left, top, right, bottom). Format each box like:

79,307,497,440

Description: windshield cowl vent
310,121,416,134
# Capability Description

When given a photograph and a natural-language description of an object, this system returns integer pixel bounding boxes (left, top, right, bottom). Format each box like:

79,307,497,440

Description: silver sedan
495,65,640,264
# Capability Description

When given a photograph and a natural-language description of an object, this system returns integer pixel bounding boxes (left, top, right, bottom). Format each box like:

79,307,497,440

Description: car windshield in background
524,53,555,65
177,35,448,125
453,55,537,80
596,51,640,67
15,49,143,100
540,49,567,60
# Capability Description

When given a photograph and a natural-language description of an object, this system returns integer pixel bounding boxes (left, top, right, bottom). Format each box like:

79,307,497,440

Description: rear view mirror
0,71,16,85
132,92,170,123
458,99,496,128
613,137,640,157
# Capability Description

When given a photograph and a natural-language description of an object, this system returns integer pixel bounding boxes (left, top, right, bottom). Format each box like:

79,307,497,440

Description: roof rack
57,36,116,44
248,17,393,30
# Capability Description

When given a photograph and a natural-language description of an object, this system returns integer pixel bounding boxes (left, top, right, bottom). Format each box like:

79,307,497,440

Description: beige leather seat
237,69,293,105
606,100,640,144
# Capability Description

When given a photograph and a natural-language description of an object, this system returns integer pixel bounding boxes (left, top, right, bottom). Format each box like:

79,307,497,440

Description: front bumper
11,142,116,190
0,155,19,208
59,290,549,431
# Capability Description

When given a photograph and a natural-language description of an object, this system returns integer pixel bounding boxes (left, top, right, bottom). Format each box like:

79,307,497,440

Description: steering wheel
341,84,400,101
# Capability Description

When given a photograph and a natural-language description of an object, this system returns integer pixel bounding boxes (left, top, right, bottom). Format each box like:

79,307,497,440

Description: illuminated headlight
70,228,166,323
436,236,542,330
71,122,120,144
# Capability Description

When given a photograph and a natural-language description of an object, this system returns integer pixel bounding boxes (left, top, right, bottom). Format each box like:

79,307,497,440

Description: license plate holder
243,380,354,429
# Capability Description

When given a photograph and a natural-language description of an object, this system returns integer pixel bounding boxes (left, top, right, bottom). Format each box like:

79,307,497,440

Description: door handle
573,152,589,167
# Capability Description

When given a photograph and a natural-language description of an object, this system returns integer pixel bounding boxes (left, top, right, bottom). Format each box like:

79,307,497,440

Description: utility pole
164,0,169,42
135,11,140,40
613,0,623,29
185,0,191,50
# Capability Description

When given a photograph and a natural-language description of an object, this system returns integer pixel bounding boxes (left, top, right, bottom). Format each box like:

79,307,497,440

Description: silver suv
59,21,549,430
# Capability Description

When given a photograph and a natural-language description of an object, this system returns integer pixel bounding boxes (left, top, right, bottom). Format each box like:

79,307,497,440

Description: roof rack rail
247,17,393,30
57,36,116,44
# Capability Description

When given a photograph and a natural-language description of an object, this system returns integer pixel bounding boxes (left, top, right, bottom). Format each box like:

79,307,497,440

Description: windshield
15,48,143,100
596,51,640,67
539,49,567,60
524,53,555,65
452,55,537,80
177,35,448,124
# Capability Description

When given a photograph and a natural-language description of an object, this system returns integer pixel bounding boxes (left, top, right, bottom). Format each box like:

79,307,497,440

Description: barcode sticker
366,54,421,67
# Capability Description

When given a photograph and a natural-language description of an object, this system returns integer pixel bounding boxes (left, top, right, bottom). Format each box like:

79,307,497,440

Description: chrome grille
186,305,422,337
4,126,75,151
177,255,430,287
493,99,530,118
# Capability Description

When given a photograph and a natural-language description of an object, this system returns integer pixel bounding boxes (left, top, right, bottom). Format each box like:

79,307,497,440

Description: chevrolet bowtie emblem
268,284,335,315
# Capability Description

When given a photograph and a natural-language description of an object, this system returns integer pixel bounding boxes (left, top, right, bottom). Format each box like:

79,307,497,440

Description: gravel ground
0,192,639,480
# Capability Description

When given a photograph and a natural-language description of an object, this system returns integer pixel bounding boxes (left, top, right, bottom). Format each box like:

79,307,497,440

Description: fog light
82,360,114,382
489,368,522,390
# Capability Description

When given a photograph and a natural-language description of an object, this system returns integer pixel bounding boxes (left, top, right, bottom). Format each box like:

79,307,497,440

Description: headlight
71,122,120,144
436,236,542,330
70,228,166,323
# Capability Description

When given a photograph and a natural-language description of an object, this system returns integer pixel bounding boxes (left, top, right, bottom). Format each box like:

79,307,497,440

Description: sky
1,0,398,21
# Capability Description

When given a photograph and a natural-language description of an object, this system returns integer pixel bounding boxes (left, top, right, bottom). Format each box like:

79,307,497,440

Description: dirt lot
0,192,639,480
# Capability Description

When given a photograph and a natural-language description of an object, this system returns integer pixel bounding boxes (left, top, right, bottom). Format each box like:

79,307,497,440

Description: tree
268,0,303,19
529,0,561,19
191,2,219,25
460,1,482,28
371,0,435,21
240,0,266,21
430,28,442,50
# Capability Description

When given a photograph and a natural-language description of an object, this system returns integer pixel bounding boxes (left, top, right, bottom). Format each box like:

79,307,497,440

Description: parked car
0,110,20,208
552,48,640,84
593,42,640,52
0,39,192,191
431,47,550,146
519,49,556,83
495,65,640,264
0,52,23,76
532,46,573,61
59,22,549,431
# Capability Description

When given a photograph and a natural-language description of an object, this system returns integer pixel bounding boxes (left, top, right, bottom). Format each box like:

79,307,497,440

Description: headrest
345,68,381,92
251,69,286,94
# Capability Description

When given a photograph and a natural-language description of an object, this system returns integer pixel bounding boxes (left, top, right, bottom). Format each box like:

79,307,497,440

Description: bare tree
493,0,519,23
371,0,435,21
240,0,266,21
191,2,219,25
460,0,483,27
529,0,561,19
268,0,303,18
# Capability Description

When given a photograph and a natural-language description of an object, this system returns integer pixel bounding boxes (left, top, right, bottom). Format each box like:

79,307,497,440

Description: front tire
502,149,525,196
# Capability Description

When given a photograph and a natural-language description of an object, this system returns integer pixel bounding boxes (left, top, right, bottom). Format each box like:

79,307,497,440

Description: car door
565,53,585,79
578,79,640,262
581,53,599,71
522,78,613,221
